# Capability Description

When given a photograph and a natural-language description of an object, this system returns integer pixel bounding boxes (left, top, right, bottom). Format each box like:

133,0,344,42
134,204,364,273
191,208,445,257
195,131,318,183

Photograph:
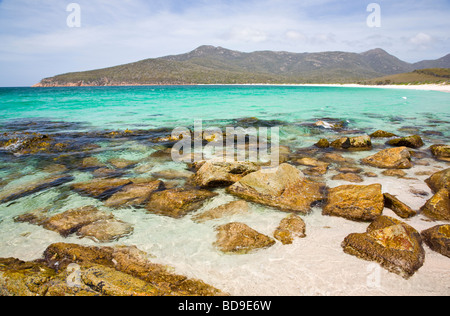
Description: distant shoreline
30,83,450,93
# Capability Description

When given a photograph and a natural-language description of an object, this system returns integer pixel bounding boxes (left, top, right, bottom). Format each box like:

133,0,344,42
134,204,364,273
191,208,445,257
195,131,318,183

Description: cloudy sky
0,0,449,86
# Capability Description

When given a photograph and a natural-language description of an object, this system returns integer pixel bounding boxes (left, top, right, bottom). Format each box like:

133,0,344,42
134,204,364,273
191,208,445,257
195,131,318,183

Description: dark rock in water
273,214,307,245
369,130,397,138
227,164,325,214
361,147,412,169
234,117,285,128
323,184,384,222
342,216,425,279
383,193,416,219
421,225,450,258
71,178,132,200
146,188,218,218
214,222,276,254
0,243,226,296
387,135,424,149
420,188,450,221
425,168,450,193
0,174,74,204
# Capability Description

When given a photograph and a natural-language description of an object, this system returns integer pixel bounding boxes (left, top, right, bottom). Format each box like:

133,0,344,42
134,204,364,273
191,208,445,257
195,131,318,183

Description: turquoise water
1,86,449,135
0,85,449,295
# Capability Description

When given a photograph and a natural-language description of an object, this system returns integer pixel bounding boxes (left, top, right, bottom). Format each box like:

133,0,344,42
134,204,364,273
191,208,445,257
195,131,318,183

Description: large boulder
191,161,259,188
387,135,424,149
342,216,425,279
425,168,450,193
361,147,412,169
0,174,74,204
214,222,276,254
146,188,218,218
420,189,450,221
323,184,384,222
227,164,325,214
273,214,307,245
421,225,450,258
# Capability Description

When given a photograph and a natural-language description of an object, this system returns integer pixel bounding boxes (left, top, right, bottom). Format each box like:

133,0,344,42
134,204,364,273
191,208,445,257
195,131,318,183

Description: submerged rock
420,189,450,221
227,163,325,214
77,219,134,243
192,200,250,223
387,135,424,149
0,174,74,204
273,214,307,245
0,243,225,296
383,193,416,219
214,222,276,254
421,225,450,258
104,180,165,208
342,216,425,279
369,130,397,138
146,188,218,218
331,173,364,183
361,147,412,169
323,184,384,222
71,178,132,200
430,144,450,162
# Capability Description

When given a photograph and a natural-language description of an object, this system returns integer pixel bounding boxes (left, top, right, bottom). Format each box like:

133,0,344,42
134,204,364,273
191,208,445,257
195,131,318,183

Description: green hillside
362,68,450,85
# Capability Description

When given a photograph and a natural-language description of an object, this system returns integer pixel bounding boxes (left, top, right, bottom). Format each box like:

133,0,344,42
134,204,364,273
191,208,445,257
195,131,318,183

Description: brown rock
71,178,132,200
323,184,384,222
108,158,137,169
370,130,397,138
315,138,330,148
430,144,450,161
421,225,450,258
273,214,306,245
146,188,218,218
420,189,450,221
191,161,259,188
425,168,450,193
192,200,250,223
331,135,372,151
342,216,425,279
383,193,416,219
361,147,412,169
381,169,407,178
320,153,356,164
387,135,424,149
77,219,134,243
331,173,364,183
81,157,106,169
43,206,113,237
214,222,276,254
227,164,325,214
104,180,165,208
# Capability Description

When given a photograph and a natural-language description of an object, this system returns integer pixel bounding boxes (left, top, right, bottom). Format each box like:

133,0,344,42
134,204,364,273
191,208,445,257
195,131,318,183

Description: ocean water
0,85,449,296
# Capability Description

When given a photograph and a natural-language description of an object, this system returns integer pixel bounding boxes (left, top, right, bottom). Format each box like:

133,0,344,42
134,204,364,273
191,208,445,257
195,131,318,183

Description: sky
0,0,449,86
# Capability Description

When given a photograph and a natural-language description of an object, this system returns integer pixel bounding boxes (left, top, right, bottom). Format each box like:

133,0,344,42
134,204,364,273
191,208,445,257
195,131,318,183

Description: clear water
0,85,449,296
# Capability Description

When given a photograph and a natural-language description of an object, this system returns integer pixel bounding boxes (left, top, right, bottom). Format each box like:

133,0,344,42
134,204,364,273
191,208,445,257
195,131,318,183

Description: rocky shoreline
0,118,449,296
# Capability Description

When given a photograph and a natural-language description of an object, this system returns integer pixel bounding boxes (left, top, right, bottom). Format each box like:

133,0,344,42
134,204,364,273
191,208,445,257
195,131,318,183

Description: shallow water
0,85,449,296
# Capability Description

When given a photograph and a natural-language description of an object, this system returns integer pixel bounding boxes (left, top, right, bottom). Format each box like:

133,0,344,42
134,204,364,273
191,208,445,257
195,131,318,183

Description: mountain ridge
33,46,450,87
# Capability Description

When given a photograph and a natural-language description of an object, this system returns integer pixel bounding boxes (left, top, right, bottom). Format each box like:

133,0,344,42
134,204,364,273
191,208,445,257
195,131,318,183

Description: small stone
421,225,450,258
383,193,416,219
331,173,364,183
273,214,306,245
77,219,134,243
192,200,250,223
382,169,407,178
315,139,330,148
370,130,397,138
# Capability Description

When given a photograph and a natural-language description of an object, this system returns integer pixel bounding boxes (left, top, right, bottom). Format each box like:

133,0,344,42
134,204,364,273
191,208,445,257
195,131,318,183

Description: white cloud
410,32,433,46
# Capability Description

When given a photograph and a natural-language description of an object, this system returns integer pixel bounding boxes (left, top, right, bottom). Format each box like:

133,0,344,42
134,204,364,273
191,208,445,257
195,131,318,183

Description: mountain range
33,46,450,86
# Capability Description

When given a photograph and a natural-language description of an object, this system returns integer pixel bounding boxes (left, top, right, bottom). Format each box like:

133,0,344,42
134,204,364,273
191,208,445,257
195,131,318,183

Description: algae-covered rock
342,216,425,279
430,144,450,161
369,130,397,138
214,222,276,254
227,163,325,214
191,161,259,188
421,225,450,258
330,135,372,151
273,214,306,245
361,147,412,169
387,135,424,149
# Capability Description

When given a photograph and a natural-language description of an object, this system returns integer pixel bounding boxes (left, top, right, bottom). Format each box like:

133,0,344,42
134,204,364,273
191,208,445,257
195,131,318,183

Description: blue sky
0,0,449,86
